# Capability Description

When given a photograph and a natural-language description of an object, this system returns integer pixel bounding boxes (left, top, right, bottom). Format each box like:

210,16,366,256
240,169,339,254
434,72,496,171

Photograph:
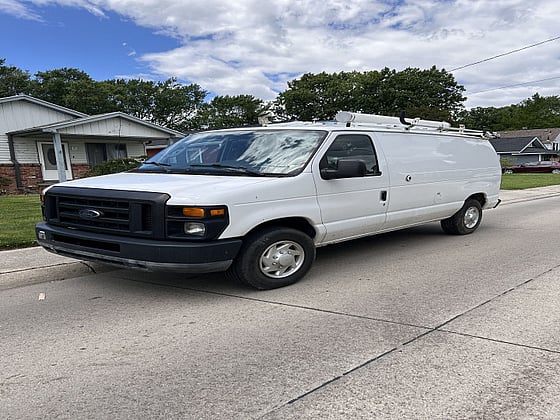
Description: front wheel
441,199,482,235
552,169,560,174
226,227,316,290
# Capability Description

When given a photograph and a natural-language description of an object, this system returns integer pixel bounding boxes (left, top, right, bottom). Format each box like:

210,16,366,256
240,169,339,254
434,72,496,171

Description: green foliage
499,157,516,169
0,58,31,97
106,78,207,131
0,175,11,187
275,66,465,121
197,94,266,129
3,56,560,132
456,93,560,130
84,157,145,177
0,195,43,249
501,173,560,190
31,68,94,109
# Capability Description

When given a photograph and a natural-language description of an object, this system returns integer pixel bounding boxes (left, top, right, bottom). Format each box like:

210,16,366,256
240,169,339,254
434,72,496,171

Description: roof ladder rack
335,111,485,137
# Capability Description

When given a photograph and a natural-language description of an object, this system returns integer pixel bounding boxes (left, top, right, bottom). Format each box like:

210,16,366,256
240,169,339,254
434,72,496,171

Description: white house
0,94,184,193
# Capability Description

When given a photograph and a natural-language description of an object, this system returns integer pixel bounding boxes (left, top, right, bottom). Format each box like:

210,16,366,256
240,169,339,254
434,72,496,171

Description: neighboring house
0,94,184,193
499,128,560,151
488,136,558,165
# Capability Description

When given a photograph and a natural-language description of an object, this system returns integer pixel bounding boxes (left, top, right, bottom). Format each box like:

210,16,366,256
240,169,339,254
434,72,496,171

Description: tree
197,95,266,129
106,78,207,131
275,71,362,121
275,67,466,121
514,94,560,129
0,58,31,97
30,68,94,108
454,107,505,131
456,94,560,131
377,66,465,121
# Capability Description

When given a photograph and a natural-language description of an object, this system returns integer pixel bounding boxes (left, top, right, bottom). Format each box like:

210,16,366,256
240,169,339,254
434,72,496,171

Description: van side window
320,134,379,176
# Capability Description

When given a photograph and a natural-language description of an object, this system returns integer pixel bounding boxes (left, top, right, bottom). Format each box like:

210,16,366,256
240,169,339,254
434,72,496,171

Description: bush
0,175,11,187
500,157,516,170
84,157,145,177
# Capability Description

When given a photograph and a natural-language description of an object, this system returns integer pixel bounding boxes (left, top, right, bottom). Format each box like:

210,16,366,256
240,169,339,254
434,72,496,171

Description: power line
468,75,560,95
449,35,560,72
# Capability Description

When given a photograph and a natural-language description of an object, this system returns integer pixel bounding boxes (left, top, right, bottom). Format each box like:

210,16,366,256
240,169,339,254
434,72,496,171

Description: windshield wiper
189,163,264,176
143,161,171,167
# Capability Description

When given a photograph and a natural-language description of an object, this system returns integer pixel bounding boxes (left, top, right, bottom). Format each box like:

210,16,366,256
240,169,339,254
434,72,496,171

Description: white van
36,112,501,289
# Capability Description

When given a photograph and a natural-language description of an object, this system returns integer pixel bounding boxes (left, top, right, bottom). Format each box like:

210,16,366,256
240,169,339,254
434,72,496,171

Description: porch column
51,131,67,182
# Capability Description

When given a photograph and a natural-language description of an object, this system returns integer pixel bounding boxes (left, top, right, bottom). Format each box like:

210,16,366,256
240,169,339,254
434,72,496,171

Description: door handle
380,190,387,201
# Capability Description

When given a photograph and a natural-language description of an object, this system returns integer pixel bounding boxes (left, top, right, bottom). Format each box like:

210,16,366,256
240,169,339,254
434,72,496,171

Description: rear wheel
226,227,315,290
441,199,482,235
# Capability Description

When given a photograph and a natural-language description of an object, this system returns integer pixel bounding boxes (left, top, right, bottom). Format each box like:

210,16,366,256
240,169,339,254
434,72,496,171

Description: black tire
226,227,315,290
440,198,482,235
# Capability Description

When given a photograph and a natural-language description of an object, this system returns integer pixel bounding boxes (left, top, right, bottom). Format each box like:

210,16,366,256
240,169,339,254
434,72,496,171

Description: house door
37,142,73,181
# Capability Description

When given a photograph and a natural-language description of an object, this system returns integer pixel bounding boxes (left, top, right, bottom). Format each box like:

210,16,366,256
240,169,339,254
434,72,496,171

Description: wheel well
246,217,317,239
468,193,486,207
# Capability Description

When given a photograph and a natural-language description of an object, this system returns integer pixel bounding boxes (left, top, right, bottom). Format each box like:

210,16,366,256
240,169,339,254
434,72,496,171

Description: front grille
44,186,169,239
57,196,132,231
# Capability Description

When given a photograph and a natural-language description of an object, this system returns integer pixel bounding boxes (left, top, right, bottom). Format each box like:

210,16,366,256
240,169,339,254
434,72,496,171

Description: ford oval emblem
79,209,104,219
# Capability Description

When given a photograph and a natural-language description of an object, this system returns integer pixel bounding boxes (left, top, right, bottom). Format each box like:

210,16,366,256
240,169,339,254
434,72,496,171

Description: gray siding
13,137,42,164
57,117,173,138
127,142,146,157
13,137,146,165
0,100,77,134
0,135,9,164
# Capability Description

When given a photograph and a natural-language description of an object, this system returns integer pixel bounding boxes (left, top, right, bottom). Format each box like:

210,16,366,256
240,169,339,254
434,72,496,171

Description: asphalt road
2,197,560,419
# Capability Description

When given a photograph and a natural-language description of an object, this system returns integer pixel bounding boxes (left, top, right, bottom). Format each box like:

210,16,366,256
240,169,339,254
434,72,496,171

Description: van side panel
372,132,501,228
219,173,324,239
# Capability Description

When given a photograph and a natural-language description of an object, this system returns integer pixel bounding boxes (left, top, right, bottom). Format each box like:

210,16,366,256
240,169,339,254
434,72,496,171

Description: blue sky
1,0,559,109
1,6,179,81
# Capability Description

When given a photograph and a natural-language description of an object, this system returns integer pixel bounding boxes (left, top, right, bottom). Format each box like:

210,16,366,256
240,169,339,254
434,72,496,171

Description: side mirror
321,159,367,180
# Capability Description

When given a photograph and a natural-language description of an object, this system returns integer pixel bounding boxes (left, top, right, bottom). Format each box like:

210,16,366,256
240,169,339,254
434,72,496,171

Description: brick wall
0,164,17,194
72,163,91,179
0,163,92,194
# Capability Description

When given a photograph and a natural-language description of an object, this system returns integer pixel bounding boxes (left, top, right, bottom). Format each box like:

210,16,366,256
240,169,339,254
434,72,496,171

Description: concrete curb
496,185,560,205
1,261,98,290
3,186,560,290
0,247,117,290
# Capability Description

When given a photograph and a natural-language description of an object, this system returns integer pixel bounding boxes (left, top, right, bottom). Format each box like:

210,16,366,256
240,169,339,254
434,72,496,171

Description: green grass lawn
0,194,43,250
500,173,560,190
1,173,560,250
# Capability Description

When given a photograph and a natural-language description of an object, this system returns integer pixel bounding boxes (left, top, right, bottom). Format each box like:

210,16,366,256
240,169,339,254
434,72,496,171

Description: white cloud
3,0,560,108
0,0,42,20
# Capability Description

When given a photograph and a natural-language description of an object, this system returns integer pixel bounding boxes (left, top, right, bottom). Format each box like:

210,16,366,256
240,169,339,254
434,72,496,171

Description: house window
86,143,127,167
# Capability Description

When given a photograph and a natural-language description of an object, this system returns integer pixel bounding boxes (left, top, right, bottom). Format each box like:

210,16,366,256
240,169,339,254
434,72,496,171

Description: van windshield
136,129,327,176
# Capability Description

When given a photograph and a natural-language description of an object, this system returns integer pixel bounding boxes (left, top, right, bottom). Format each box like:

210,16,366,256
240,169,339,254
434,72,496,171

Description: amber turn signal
210,209,225,217
182,207,205,217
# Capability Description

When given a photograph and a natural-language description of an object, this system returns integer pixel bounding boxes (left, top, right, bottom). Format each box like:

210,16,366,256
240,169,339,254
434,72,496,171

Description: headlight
166,205,229,240
183,222,206,236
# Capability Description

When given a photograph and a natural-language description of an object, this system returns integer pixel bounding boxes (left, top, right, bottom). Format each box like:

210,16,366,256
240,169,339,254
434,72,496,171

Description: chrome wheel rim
464,206,480,229
259,240,305,279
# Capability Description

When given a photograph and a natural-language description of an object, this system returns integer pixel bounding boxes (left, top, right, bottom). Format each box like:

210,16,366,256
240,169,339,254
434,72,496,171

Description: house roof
0,94,88,118
9,111,185,138
499,128,560,142
488,136,549,153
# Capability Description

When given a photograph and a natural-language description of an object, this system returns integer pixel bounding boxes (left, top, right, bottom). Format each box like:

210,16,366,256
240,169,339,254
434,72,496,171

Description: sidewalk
498,184,560,204
0,246,115,290
2,185,560,289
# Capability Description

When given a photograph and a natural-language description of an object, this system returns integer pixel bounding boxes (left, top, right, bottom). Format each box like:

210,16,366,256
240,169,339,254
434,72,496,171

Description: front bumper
35,222,242,273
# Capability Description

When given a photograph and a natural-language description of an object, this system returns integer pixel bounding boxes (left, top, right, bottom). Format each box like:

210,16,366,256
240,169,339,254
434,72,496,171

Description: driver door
312,133,389,243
